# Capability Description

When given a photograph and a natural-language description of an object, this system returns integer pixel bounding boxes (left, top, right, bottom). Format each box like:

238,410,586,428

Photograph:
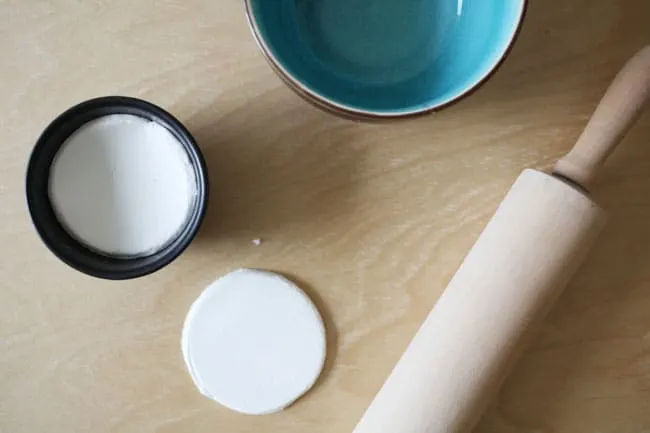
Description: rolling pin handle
553,45,650,189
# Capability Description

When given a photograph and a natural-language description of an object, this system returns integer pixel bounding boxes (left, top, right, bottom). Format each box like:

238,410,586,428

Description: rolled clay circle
182,269,327,415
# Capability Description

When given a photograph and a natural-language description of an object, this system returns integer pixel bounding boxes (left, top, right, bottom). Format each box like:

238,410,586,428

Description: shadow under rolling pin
353,46,650,433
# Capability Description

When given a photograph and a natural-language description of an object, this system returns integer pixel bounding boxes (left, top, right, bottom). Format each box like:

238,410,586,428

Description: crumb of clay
252,238,262,246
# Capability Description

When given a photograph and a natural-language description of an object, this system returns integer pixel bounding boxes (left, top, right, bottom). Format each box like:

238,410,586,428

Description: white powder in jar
48,114,197,257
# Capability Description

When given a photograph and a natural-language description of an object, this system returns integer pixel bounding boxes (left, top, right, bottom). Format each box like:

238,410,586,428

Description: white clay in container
48,114,197,257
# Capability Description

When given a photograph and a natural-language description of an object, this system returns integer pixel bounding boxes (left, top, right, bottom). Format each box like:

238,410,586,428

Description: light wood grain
1,1,649,433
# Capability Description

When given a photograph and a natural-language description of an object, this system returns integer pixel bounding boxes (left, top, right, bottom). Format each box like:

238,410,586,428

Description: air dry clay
48,114,197,257
182,269,327,415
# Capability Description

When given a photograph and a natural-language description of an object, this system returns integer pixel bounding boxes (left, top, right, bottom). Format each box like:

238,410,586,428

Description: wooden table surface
2,1,650,432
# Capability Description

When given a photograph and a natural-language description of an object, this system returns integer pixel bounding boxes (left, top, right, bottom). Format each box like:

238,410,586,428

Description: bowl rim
244,0,529,121
25,96,209,280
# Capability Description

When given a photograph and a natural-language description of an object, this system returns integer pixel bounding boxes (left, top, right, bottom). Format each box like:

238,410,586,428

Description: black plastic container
26,96,209,280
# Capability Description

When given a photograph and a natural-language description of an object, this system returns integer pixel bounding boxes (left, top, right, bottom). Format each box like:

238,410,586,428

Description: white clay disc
182,269,327,415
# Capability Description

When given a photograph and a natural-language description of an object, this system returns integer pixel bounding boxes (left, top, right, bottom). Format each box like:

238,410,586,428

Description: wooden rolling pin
353,46,650,433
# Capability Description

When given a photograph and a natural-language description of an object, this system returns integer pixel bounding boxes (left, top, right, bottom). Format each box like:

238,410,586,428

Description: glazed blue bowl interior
248,0,525,116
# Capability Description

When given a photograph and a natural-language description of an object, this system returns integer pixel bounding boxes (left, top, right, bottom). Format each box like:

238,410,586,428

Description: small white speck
252,238,262,246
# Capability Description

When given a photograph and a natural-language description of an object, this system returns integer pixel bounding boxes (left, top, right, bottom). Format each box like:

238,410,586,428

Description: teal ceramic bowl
245,0,527,120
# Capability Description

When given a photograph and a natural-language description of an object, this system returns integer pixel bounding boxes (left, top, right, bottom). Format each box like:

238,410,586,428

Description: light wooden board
1,1,649,432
